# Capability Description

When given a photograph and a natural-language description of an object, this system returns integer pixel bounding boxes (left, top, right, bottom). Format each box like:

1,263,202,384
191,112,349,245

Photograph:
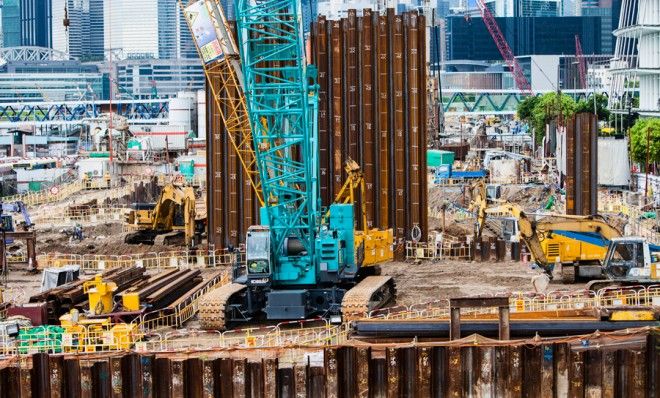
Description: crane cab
243,226,272,286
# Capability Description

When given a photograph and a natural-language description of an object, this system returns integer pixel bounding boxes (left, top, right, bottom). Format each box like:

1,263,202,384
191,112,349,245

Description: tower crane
198,0,394,330
475,0,532,94
575,34,587,89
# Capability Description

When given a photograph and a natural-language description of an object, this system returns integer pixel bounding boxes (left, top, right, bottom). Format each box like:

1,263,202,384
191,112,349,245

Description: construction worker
104,172,111,188
73,224,84,241
83,173,92,189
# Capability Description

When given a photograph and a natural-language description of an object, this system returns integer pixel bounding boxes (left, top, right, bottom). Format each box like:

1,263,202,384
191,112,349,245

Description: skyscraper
104,0,197,60
21,0,52,47
484,0,561,16
52,0,104,59
581,0,620,54
1,0,21,47
104,0,158,58
445,15,603,61
88,0,103,58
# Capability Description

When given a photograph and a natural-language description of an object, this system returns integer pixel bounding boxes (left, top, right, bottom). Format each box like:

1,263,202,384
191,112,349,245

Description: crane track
198,282,246,330
341,276,396,321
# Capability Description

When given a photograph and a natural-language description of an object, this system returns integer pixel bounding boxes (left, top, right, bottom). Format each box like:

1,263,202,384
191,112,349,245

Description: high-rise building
52,0,103,59
445,15,603,61
1,0,21,47
436,0,450,17
581,0,620,54
88,0,103,58
609,0,660,117
158,0,177,59
219,0,235,20
21,0,52,47
104,0,158,58
483,0,561,16
104,0,197,60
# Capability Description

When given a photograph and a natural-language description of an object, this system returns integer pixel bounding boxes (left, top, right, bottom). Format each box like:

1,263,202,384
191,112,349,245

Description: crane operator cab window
246,229,271,276
606,241,645,278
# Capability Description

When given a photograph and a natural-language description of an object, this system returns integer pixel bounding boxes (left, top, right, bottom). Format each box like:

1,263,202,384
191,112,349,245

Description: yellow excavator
470,181,622,282
124,183,204,247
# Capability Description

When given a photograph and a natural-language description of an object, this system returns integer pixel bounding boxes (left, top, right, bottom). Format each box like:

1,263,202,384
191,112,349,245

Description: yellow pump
83,274,117,315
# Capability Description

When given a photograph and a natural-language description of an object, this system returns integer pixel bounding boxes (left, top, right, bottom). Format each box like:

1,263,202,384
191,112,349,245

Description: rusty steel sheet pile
0,328,657,397
207,9,428,253
565,113,598,216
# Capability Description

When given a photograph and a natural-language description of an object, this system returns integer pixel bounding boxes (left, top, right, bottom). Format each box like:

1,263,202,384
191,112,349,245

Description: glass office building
484,0,561,17
20,0,52,47
115,59,205,99
445,15,603,61
52,0,104,60
0,60,107,102
1,0,21,47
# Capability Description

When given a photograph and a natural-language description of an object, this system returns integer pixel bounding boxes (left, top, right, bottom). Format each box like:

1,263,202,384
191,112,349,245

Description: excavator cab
603,238,650,280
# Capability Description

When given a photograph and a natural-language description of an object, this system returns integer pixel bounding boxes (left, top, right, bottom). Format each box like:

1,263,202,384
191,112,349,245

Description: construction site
0,0,657,397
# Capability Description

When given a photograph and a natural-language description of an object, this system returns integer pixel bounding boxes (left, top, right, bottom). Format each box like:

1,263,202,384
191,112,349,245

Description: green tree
525,92,577,142
575,93,610,122
629,118,660,167
516,96,539,123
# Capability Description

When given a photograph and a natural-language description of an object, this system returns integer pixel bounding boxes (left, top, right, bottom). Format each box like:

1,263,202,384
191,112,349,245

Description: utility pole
645,126,650,199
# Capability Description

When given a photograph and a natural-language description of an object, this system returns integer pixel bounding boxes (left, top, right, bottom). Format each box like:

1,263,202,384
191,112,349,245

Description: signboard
184,0,224,64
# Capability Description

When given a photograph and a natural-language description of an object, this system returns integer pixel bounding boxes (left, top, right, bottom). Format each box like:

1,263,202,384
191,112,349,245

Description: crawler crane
198,0,394,329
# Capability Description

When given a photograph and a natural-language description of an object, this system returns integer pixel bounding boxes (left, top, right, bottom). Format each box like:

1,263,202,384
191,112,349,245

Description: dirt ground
381,259,584,306
2,258,585,314
35,223,174,255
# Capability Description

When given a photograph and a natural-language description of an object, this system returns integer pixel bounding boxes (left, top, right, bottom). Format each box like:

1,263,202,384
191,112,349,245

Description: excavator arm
468,180,489,239
125,184,198,246
469,183,621,275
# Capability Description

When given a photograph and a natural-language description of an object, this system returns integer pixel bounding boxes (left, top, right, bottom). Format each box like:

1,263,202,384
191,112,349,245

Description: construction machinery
471,182,623,282
586,237,660,290
0,201,32,233
198,0,395,330
59,310,137,352
83,275,117,315
330,159,394,267
124,183,204,247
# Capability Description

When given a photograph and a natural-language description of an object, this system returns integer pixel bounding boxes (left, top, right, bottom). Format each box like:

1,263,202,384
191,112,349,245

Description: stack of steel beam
119,269,203,311
28,267,146,323
206,9,428,252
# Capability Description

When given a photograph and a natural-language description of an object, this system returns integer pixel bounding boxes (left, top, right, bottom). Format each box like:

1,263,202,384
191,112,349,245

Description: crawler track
341,276,396,321
198,282,246,330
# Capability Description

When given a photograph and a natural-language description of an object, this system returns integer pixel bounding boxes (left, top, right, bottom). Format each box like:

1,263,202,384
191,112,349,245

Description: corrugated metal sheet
0,328,656,397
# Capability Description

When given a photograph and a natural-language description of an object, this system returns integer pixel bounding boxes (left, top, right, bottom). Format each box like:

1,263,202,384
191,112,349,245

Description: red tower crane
575,35,587,89
475,0,533,95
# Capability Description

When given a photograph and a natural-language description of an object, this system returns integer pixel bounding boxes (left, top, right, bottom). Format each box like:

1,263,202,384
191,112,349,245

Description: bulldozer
124,183,205,247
